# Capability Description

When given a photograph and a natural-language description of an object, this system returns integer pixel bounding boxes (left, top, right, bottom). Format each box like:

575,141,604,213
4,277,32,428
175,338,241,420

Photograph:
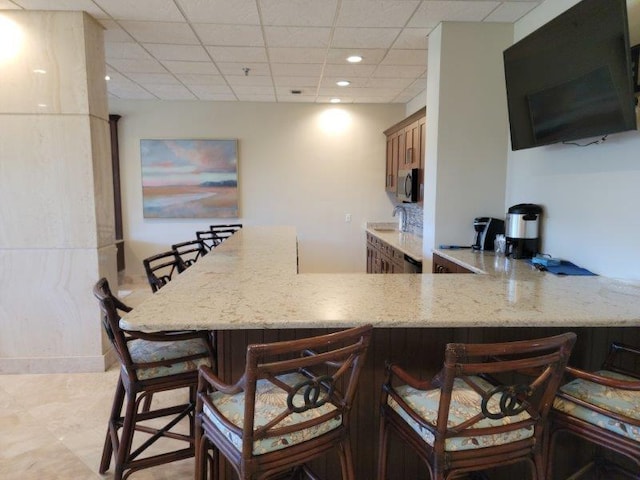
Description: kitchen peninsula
121,226,640,479
122,226,640,331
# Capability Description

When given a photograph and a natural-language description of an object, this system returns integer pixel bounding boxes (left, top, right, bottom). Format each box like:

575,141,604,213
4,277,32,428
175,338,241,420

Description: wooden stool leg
100,374,125,474
376,415,389,480
113,391,138,480
337,438,355,480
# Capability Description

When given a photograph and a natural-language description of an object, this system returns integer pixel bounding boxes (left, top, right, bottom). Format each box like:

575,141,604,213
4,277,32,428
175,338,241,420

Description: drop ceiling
0,0,543,103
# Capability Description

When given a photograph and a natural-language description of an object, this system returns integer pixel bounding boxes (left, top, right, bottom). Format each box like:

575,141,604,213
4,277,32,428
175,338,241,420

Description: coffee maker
472,217,505,251
505,204,543,258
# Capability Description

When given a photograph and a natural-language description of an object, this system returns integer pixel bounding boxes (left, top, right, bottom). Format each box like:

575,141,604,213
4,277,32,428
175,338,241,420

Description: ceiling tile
277,94,318,103
364,77,414,89
216,62,271,76
188,84,234,96
392,28,431,49
235,93,277,102
231,86,275,96
95,0,184,22
107,58,167,74
145,83,197,99
177,0,260,25
372,64,426,78
381,49,427,66
105,42,152,60
108,83,156,99
206,46,268,63
144,44,209,61
270,63,323,76
11,0,108,18
268,47,327,63
126,72,180,85
332,27,401,49
273,76,319,87
325,48,387,65
337,1,420,28
119,21,200,45
259,0,339,27
484,2,539,22
194,24,264,47
322,64,377,77
175,73,228,85
162,60,220,74
408,1,501,28
225,75,274,87
99,19,135,42
11,0,543,104
264,26,331,48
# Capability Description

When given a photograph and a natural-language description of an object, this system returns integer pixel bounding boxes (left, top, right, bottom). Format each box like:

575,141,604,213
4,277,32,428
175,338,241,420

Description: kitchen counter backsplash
402,203,423,236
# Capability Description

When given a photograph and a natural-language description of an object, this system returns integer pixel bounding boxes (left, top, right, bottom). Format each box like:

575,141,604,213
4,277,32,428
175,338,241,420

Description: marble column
0,11,117,373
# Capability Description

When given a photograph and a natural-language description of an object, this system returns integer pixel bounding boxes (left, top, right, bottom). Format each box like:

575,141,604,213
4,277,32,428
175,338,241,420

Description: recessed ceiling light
346,55,362,63
330,98,341,103
105,75,111,81
33,68,46,74
336,80,350,87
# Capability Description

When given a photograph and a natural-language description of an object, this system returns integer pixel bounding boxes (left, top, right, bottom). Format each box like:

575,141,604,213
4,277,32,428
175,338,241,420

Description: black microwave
396,168,418,203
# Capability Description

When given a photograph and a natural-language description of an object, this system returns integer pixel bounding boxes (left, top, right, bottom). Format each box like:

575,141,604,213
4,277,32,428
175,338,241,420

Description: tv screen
503,0,637,151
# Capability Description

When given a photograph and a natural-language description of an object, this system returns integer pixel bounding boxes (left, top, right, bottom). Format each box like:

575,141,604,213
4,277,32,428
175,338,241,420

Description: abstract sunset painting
141,139,238,218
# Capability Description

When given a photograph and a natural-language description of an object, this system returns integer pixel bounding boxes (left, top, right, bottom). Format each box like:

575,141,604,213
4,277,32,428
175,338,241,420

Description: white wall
423,22,514,266
506,0,640,279
109,100,404,274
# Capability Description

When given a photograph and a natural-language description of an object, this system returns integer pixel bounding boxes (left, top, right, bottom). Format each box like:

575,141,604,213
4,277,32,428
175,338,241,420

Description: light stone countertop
120,226,640,331
365,222,423,261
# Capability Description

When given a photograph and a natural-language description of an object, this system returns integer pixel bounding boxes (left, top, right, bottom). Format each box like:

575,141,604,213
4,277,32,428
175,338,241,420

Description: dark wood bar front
217,326,638,479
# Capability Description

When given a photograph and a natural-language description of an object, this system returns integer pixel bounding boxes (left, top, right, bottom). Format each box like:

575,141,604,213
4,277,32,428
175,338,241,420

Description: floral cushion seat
553,370,640,442
388,376,533,452
203,372,342,455
128,337,212,380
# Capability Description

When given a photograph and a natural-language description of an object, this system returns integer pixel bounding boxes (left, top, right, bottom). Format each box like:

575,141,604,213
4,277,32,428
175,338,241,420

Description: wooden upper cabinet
383,107,426,199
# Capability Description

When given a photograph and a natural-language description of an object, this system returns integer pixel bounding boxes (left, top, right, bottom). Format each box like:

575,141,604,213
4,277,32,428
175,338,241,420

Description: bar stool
143,250,186,292
94,278,217,480
197,230,223,251
547,342,640,478
195,325,373,480
377,333,576,480
172,239,208,267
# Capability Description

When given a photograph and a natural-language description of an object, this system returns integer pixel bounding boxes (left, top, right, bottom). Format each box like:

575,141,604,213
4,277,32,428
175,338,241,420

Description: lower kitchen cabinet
367,233,405,273
432,252,474,274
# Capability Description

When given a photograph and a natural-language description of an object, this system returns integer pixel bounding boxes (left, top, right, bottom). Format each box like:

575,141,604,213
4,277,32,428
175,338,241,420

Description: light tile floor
0,274,198,480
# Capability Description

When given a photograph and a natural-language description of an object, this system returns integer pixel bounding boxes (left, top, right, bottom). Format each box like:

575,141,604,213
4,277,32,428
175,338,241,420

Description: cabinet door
385,132,401,192
404,121,421,170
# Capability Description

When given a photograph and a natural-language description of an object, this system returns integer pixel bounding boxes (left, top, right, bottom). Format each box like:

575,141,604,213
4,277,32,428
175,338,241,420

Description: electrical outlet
345,213,352,223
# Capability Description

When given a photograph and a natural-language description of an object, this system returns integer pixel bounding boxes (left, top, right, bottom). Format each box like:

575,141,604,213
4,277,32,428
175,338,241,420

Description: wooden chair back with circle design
196,325,373,480
379,332,576,480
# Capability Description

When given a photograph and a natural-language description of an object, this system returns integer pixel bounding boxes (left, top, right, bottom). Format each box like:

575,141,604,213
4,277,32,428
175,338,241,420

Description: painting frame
140,139,239,219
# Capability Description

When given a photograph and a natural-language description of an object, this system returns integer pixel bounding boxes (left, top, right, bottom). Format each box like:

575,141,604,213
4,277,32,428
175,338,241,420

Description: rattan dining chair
195,324,373,480
94,278,217,480
377,332,576,480
172,239,208,267
547,341,640,478
143,250,186,292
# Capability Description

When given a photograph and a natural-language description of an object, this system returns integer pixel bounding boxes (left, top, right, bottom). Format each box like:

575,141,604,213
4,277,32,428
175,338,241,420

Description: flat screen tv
503,0,637,151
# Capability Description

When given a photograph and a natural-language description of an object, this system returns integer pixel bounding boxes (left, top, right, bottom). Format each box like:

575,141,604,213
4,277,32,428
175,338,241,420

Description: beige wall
422,22,514,268
108,100,404,274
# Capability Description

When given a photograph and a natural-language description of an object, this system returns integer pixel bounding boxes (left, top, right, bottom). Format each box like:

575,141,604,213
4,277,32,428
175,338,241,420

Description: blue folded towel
527,259,596,276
